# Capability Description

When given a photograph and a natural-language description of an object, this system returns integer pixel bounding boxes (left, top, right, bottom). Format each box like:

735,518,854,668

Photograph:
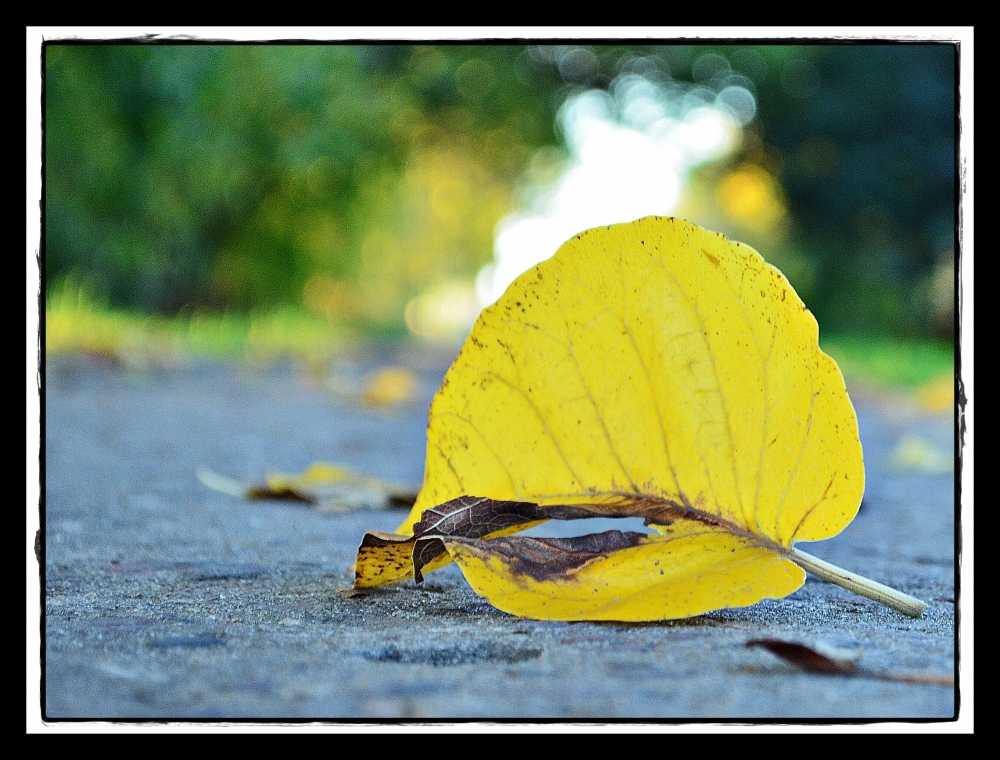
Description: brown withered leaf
746,639,860,675
411,496,567,582
355,496,559,586
746,638,954,686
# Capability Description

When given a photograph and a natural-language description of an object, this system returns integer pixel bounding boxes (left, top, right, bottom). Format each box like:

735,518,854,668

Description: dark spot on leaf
456,531,646,583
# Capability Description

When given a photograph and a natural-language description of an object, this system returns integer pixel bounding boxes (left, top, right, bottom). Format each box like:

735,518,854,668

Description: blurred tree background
44,42,956,345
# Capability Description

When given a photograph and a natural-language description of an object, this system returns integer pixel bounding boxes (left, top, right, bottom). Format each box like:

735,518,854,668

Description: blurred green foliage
747,44,956,339
44,42,956,340
45,44,562,320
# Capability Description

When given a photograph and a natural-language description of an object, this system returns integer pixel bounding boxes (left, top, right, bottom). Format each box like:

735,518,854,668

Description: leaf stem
790,548,928,617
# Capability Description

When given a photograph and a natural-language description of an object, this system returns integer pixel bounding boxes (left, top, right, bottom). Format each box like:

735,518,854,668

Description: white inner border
26,26,973,735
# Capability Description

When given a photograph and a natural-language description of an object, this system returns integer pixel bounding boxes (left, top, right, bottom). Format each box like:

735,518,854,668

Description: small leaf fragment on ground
337,587,369,599
746,639,953,686
746,639,861,674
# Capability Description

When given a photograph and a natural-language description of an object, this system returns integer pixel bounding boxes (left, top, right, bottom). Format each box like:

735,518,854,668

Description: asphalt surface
38,348,960,724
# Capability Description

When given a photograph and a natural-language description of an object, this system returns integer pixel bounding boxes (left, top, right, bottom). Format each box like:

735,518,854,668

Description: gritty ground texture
39,349,960,723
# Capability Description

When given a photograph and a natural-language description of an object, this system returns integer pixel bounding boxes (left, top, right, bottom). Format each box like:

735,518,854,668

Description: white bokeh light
480,74,749,305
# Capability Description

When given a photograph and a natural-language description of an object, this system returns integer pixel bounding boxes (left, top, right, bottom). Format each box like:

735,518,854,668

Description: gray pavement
38,349,960,722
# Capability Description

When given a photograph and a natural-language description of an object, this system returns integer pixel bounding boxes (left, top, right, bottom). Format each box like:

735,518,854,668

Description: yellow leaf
361,216,924,620
402,217,863,550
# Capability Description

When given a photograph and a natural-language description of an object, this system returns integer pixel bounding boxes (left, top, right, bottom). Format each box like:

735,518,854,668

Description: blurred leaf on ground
888,434,954,475
197,462,417,513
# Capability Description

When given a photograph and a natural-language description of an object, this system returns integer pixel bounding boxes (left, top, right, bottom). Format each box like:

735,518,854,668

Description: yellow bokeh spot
430,177,471,222
917,374,955,413
716,165,787,231
361,367,417,408
302,275,351,321
404,280,481,342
